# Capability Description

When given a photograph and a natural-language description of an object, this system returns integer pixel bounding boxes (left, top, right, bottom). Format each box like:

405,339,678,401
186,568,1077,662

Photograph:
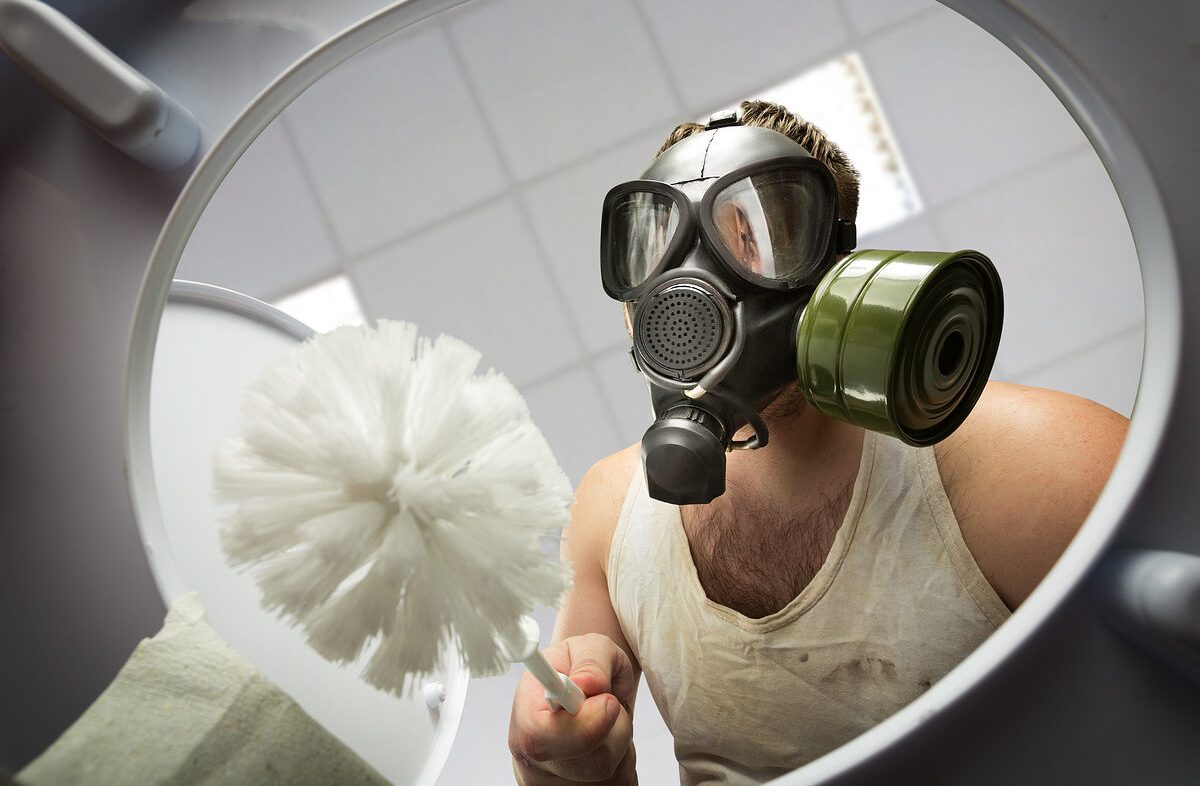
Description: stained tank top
606,430,1010,785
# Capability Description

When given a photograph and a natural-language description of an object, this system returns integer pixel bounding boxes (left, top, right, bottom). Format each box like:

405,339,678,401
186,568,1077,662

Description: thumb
570,694,622,752
565,637,619,698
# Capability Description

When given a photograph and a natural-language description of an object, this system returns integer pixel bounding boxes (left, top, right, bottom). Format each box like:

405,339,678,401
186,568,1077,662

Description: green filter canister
795,249,1003,445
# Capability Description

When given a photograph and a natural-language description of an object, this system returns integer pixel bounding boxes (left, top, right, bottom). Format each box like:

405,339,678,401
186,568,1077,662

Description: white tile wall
284,21,508,256
635,0,849,113
840,0,935,36
522,131,667,353
594,345,654,447
1007,324,1143,417
933,147,1143,378
446,0,680,180
348,198,582,386
177,121,338,300
857,214,942,253
522,368,625,487
860,4,1088,207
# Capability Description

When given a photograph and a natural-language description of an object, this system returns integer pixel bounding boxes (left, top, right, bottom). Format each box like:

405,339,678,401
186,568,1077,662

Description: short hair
655,99,861,222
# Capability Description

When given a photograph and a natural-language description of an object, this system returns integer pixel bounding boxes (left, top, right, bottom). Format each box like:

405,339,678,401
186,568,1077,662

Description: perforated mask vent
635,282,730,377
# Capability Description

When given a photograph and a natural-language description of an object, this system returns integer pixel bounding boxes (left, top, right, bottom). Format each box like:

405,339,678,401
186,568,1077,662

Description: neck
727,390,865,506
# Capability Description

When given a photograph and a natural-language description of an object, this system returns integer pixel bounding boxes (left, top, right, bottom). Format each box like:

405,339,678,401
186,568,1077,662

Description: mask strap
835,218,858,254
702,388,769,450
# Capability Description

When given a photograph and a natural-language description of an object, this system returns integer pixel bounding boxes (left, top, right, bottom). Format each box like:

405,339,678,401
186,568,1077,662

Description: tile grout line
339,190,512,269
926,140,1094,217
831,0,858,38
308,136,1092,306
278,3,956,303
438,20,630,446
276,115,377,312
329,118,672,276
628,0,690,117
277,115,352,262
519,341,635,393
1002,319,1143,381
674,2,944,120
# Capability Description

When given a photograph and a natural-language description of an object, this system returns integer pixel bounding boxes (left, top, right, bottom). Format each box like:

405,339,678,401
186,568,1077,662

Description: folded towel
19,593,390,786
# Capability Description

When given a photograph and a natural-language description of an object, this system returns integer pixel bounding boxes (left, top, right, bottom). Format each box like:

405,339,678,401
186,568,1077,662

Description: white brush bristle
215,320,573,696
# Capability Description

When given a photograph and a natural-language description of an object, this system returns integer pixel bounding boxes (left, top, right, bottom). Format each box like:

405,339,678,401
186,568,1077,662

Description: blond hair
656,99,861,222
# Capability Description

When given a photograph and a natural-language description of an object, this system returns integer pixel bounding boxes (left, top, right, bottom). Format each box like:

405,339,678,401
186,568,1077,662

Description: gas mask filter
601,113,1002,505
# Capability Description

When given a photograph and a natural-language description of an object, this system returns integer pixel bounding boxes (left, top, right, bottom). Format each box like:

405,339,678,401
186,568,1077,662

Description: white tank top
606,430,1009,785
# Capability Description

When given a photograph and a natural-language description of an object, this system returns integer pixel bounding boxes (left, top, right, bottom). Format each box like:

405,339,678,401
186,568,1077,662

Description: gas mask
601,112,1003,505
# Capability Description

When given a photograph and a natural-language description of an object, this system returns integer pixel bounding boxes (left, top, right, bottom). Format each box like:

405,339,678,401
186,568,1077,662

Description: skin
511,204,1129,786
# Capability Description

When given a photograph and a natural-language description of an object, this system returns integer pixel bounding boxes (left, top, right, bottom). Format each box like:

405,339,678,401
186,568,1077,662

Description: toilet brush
214,319,581,709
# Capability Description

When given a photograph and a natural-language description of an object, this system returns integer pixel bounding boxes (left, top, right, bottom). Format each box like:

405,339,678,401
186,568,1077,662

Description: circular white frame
123,1,1180,783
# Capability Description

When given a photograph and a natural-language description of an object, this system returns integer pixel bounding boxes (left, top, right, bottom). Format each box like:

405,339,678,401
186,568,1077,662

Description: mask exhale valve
642,405,727,504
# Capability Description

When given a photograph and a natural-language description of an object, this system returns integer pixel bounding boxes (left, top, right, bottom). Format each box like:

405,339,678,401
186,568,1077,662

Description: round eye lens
710,168,835,283
606,191,680,293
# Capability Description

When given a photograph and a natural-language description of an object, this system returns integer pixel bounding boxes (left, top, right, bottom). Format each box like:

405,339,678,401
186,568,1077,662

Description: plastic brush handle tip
544,672,585,715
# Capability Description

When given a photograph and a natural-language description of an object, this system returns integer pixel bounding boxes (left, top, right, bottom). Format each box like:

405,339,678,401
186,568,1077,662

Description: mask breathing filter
795,248,1002,445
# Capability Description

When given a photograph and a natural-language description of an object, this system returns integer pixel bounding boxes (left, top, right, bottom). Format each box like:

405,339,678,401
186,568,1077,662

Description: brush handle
523,649,585,715
505,616,585,715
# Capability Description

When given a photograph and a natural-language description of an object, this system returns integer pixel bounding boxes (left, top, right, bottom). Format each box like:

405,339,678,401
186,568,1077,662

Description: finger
512,691,622,765
512,641,572,715
514,742,637,786
548,703,635,783
539,639,572,674
565,634,638,709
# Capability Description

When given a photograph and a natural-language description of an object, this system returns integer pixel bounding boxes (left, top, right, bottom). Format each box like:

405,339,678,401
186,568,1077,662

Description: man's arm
509,446,642,784
552,445,642,666
935,381,1129,609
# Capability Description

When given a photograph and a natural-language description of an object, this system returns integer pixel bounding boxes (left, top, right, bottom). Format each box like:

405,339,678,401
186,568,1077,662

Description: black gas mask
601,114,855,504
601,113,1003,505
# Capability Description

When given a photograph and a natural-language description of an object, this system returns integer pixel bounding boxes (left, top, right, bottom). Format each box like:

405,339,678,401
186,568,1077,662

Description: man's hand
509,633,638,785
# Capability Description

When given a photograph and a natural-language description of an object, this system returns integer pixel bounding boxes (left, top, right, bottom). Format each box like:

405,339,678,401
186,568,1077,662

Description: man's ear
623,302,634,337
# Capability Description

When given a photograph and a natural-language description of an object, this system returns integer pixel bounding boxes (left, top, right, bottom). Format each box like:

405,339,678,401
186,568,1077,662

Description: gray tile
860,8,1088,207
840,0,936,36
1006,324,1143,417
933,148,1143,379
522,368,624,487
522,132,666,352
348,199,581,386
858,214,942,252
283,22,508,255
177,120,338,300
594,346,655,447
635,0,849,113
446,0,679,180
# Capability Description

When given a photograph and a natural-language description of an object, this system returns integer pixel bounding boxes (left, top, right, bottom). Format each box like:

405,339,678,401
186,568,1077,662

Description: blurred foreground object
18,594,388,786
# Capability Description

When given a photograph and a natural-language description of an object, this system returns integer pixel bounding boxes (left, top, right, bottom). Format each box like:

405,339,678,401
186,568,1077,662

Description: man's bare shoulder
563,444,642,576
935,381,1128,607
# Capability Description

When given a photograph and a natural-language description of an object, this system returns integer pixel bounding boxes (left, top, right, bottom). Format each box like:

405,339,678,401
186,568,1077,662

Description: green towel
19,593,390,786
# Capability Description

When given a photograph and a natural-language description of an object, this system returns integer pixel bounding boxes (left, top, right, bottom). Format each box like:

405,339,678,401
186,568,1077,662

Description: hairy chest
680,480,854,619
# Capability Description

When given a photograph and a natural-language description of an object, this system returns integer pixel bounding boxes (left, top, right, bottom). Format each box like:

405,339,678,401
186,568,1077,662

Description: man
509,100,1127,785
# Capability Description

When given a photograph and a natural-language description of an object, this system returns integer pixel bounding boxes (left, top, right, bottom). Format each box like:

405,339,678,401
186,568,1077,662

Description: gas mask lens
708,167,835,284
606,190,681,294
